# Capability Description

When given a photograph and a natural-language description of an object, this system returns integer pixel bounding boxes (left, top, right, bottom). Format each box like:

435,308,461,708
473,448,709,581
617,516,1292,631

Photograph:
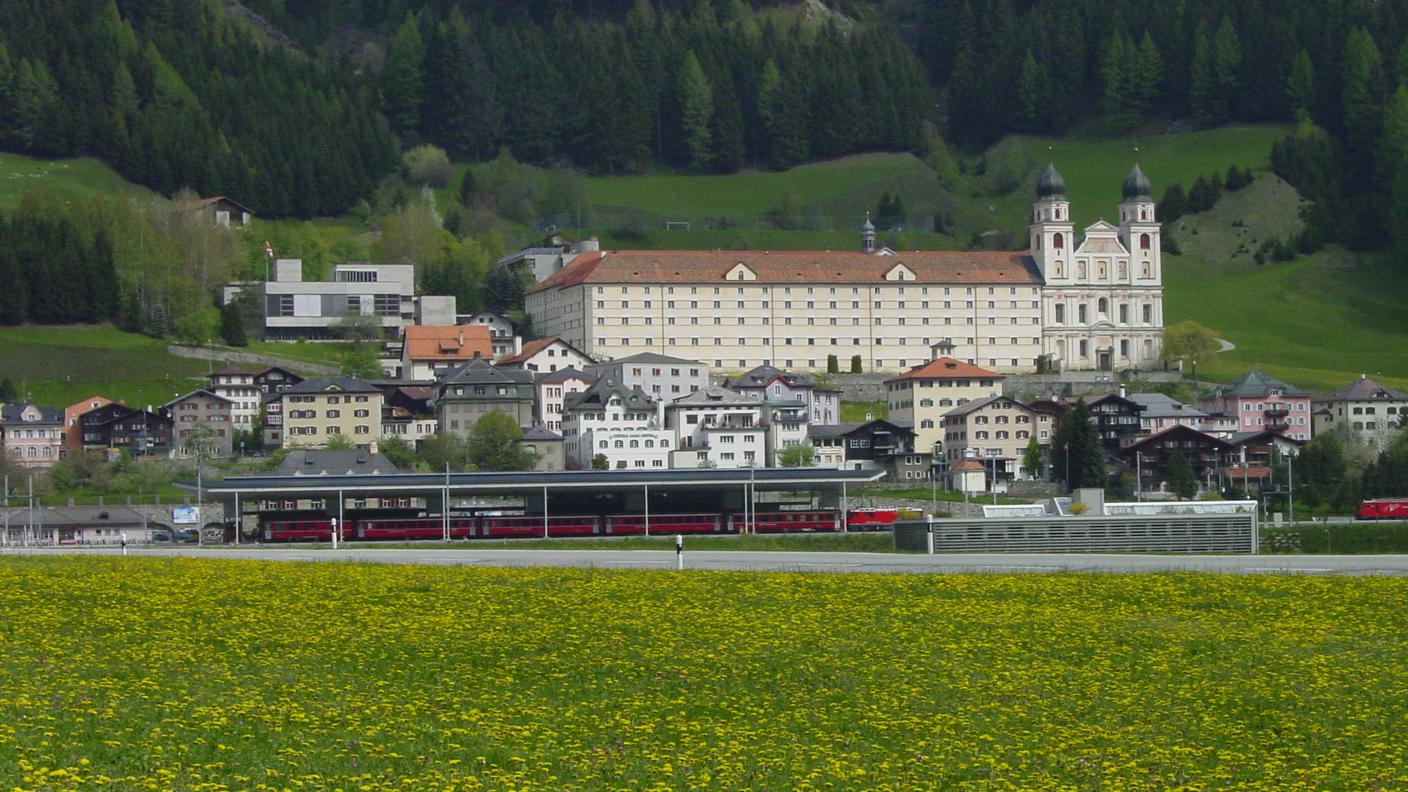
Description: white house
498,337,595,374
664,386,768,469
210,365,262,430
561,380,672,470
585,353,708,400
723,365,842,425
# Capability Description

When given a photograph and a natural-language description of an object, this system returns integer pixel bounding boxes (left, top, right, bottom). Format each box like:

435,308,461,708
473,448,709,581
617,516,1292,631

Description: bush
827,354,839,374
402,144,452,187
1261,522,1408,554
850,355,863,374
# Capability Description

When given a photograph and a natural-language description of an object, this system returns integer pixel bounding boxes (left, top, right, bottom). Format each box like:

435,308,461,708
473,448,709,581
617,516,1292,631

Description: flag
265,241,274,258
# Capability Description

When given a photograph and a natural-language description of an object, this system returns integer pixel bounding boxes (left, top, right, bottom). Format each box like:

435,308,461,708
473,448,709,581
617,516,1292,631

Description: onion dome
1036,162,1066,200
862,213,875,232
1122,162,1152,201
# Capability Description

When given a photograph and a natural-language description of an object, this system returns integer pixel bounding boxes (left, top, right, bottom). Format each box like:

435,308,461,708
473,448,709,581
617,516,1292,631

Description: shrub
827,354,839,374
850,355,863,374
402,144,452,187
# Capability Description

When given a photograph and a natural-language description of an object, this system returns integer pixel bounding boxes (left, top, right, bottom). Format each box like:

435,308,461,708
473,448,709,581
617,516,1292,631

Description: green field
0,152,155,210
0,325,211,409
3,557,1406,789
1163,174,1408,393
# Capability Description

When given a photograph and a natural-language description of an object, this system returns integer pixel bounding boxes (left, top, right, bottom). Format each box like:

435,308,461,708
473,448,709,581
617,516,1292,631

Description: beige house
1313,375,1408,450
278,377,384,450
941,395,1052,483
163,389,234,458
525,165,1164,374
885,356,1004,459
1,404,64,469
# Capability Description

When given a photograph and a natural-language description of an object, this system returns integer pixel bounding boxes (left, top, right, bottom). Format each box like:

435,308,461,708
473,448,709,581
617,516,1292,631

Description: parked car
150,530,173,542
175,528,199,543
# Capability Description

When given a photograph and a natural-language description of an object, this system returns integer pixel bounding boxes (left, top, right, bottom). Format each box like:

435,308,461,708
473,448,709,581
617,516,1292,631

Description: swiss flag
264,241,274,258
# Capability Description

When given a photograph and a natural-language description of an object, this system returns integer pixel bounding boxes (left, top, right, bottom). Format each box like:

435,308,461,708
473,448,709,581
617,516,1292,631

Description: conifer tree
382,14,426,134
677,51,714,171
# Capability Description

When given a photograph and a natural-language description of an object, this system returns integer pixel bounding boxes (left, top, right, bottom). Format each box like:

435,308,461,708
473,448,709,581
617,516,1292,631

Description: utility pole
1288,454,1295,525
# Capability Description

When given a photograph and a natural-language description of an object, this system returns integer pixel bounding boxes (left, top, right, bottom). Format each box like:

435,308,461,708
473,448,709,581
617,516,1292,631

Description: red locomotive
1355,499,1408,520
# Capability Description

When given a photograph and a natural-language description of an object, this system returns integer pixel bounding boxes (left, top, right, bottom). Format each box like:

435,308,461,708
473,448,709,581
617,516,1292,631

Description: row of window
605,299,1041,311
605,315,1041,327
1053,301,1156,325
598,285,1036,296
605,337,1043,349
286,395,373,404
287,425,373,435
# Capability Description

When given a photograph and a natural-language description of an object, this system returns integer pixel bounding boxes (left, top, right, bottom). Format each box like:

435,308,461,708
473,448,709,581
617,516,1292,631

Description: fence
894,512,1258,555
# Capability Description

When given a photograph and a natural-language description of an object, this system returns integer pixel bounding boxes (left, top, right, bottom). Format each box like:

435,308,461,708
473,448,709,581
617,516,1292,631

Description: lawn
0,152,155,210
2,557,1406,789
840,399,887,422
0,325,210,409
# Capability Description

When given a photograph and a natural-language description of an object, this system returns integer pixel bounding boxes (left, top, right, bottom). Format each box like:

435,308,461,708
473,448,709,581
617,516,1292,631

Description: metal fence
894,512,1258,555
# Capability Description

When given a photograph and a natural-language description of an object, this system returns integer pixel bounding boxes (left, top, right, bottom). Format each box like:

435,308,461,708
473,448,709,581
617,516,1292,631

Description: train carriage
605,513,729,536
1356,499,1408,520
356,517,475,541
482,514,601,538
745,510,841,534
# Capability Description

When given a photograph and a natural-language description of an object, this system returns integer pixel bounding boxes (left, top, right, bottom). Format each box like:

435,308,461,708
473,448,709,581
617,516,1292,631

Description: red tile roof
526,249,1039,293
884,357,1005,384
497,337,559,366
404,325,493,361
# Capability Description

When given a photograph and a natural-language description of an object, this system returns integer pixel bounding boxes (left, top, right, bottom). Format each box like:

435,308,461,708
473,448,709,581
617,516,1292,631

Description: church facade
525,164,1163,374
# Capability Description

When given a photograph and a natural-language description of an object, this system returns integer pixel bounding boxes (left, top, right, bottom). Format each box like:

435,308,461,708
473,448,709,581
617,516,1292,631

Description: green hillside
0,325,211,410
0,152,156,210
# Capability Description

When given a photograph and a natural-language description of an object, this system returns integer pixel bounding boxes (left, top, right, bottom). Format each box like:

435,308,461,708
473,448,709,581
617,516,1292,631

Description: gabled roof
535,366,598,385
178,195,253,214
213,364,256,377
884,357,1004,384
1128,393,1207,419
942,394,1029,418
497,337,592,367
1120,424,1233,454
437,358,535,387
0,403,63,425
1321,375,1408,402
404,325,493,362
726,364,825,391
563,379,657,413
283,377,382,395
667,386,762,409
254,366,303,380
527,249,1042,294
1229,430,1305,447
162,389,233,409
807,419,913,440
1211,370,1310,399
522,425,564,441
590,352,706,367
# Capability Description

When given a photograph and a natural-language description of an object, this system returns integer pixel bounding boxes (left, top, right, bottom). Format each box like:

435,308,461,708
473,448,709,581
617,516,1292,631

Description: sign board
172,506,200,525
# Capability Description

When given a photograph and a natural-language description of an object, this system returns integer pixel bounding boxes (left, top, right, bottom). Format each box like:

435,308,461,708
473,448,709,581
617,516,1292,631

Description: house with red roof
885,356,1005,460
400,325,493,380
496,337,594,374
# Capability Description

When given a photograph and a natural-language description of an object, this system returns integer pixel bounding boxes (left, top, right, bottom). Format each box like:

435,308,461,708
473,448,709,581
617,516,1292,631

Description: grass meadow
2,556,1406,790
0,325,210,409
0,152,154,210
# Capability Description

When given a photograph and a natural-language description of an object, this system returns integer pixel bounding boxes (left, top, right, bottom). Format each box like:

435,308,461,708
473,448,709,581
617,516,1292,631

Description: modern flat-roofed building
258,260,456,340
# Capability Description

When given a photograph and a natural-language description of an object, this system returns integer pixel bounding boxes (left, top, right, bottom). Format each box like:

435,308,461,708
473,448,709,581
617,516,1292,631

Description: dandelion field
2,558,1406,790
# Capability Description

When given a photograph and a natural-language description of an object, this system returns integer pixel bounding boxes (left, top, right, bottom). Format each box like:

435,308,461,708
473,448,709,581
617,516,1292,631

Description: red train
1355,499,1408,520
260,508,906,543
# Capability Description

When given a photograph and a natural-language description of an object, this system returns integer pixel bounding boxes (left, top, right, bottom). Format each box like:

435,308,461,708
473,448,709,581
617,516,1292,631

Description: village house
534,367,597,433
162,389,234,458
1,403,64,469
723,364,842,426
433,359,535,437
522,425,566,472
210,365,262,430
1313,375,1407,450
79,403,174,455
884,356,1004,461
1120,425,1235,496
180,195,253,228
664,386,768,469
277,378,384,450
807,419,924,479
401,325,493,381
497,337,595,374
63,396,114,458
585,353,709,399
941,395,1051,483
561,379,672,470
1201,370,1312,442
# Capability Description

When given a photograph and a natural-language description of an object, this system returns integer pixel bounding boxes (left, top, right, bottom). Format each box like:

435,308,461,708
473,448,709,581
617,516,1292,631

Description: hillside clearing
0,152,155,210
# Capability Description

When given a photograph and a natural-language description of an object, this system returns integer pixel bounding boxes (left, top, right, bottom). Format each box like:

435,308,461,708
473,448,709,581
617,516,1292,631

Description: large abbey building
525,164,1164,374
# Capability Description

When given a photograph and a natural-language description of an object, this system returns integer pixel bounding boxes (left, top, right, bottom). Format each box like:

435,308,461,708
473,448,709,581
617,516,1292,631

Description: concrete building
1201,370,1312,442
884,357,1004,461
210,365,261,430
534,367,597,433
525,165,1163,373
1313,375,1408,450
163,389,235,458
278,378,384,450
434,359,535,437
1,404,64,469
496,238,599,284
941,395,1051,482
259,260,456,339
665,386,768,469
401,325,493,381
522,425,566,472
585,353,708,400
723,365,841,425
561,380,672,470
497,337,595,374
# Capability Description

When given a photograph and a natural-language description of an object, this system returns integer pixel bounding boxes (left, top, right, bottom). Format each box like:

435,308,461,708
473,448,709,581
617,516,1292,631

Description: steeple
1030,159,1074,284
1036,162,1067,200
1122,162,1152,202
861,212,876,253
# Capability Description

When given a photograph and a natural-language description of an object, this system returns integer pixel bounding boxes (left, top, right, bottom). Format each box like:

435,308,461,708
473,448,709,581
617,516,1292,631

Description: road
6,546,1408,575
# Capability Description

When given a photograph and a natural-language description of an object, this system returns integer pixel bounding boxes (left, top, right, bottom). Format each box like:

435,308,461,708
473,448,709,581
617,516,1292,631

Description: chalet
496,337,595,374
180,195,253,228
79,403,174,455
63,396,114,458
808,419,923,480
1119,425,1234,496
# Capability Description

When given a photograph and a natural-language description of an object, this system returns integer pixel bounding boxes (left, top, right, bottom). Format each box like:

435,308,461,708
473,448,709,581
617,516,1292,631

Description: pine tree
382,14,426,134
677,51,714,171
1160,183,1188,222
1165,450,1198,500
1342,27,1386,162
1016,50,1040,131
1380,87,1408,265
1133,32,1163,118
1286,49,1315,119
1099,31,1131,130
220,301,247,347
1211,16,1242,120
0,376,15,403
1189,24,1216,125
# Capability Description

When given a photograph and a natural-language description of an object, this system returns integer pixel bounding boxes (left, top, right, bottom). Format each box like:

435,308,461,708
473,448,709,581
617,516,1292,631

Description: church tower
861,213,876,253
1118,163,1161,286
1030,162,1074,285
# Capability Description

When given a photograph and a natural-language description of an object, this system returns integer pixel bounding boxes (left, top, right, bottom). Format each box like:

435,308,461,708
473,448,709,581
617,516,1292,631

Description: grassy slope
0,325,211,409
0,152,155,210
1163,174,1408,393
